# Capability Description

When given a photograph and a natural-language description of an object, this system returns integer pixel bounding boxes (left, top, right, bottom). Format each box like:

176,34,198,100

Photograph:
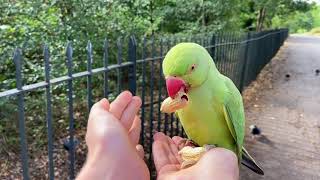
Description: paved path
240,35,320,180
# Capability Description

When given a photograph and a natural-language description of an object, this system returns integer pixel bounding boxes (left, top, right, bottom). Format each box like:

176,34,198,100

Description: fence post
13,48,30,180
128,35,137,95
86,41,93,110
239,32,251,93
43,45,54,180
117,38,123,94
103,39,109,98
210,34,216,59
66,42,75,180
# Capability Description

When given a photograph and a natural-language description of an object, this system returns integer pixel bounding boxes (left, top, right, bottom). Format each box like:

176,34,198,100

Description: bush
309,27,320,35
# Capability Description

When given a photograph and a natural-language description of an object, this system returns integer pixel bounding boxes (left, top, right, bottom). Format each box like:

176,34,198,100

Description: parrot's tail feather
241,147,264,175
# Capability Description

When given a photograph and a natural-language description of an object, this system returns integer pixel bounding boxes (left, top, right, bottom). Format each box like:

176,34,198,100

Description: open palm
152,132,239,180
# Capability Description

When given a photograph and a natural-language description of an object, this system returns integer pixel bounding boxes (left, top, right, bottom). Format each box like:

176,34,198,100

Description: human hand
152,132,239,180
77,91,149,180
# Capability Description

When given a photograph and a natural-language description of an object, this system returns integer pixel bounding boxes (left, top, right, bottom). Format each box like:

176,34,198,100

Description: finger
136,144,145,159
153,132,167,142
153,132,171,173
156,134,179,165
164,137,179,165
99,98,110,111
172,136,186,150
110,91,132,119
129,116,141,144
120,96,141,130
90,98,110,113
167,137,182,163
153,132,180,173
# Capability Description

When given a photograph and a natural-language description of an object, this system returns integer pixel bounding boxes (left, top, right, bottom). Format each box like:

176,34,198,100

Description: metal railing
0,28,289,179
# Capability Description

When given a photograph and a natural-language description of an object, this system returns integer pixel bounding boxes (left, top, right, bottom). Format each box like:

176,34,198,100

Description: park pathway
240,35,320,180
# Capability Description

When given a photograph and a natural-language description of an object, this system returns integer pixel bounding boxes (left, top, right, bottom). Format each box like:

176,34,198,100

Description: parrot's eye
187,64,196,74
190,64,196,72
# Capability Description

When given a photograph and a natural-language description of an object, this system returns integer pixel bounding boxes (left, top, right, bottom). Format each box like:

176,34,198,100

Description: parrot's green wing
222,101,244,158
222,77,245,158
222,76,264,175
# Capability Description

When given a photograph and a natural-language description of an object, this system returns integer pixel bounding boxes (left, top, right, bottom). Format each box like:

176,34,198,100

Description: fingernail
132,96,142,106
122,90,132,96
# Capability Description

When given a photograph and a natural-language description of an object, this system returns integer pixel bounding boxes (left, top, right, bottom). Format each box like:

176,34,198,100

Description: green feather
222,75,245,159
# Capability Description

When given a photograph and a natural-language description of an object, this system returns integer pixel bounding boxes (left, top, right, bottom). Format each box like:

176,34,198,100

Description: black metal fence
0,29,288,179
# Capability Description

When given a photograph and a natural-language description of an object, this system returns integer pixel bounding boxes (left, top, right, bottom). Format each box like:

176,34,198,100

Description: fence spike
128,35,137,95
130,35,137,46
87,40,93,64
103,38,109,98
44,45,51,80
66,42,73,76
13,48,22,88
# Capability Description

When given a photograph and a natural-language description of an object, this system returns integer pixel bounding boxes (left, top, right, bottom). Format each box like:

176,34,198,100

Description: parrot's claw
204,144,216,151
186,139,200,147
179,139,199,147
178,144,216,169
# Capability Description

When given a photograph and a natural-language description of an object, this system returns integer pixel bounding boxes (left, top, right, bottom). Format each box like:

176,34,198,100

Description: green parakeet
160,43,264,175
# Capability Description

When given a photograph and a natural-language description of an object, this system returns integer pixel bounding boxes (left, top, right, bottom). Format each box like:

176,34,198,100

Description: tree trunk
150,0,154,35
256,7,266,31
260,8,266,30
202,0,206,27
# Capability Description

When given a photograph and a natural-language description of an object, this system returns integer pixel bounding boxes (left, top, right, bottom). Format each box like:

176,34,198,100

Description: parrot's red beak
161,76,189,113
166,76,187,98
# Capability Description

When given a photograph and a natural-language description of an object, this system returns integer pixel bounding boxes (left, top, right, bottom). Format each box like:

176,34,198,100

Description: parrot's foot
178,144,216,169
204,144,216,151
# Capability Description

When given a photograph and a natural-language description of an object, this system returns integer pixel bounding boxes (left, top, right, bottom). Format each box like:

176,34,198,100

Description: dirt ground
240,35,320,180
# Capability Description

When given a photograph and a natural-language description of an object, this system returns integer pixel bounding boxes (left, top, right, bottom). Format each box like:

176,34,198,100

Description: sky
303,0,320,4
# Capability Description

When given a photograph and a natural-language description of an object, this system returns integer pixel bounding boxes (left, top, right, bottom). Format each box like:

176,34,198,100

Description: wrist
77,145,149,180
76,148,109,180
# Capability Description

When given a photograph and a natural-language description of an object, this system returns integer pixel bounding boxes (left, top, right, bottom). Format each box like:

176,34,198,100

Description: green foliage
309,27,320,36
310,5,320,27
160,0,242,34
272,11,314,33
239,0,316,31
272,3,320,33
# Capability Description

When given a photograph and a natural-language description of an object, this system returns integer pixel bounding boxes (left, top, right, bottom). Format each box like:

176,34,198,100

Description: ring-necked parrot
160,43,264,175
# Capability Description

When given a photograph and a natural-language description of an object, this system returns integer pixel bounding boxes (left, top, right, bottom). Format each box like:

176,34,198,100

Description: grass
308,27,320,36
